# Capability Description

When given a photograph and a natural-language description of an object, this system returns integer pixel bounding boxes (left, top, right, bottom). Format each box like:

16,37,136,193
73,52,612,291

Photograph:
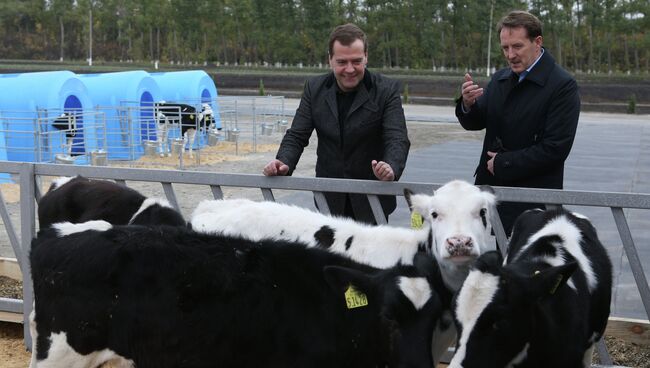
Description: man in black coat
456,10,580,235
263,24,410,225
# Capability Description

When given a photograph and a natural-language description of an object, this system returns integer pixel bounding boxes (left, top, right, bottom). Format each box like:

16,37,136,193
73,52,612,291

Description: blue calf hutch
78,71,162,159
0,71,98,163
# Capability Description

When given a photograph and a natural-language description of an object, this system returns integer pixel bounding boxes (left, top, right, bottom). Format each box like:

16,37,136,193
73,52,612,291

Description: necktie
518,70,528,82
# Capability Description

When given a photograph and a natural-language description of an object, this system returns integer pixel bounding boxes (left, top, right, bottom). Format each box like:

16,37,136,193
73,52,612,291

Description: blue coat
455,50,580,231
277,70,410,224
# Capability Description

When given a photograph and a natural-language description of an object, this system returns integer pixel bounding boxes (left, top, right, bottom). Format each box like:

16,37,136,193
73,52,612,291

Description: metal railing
0,162,648,366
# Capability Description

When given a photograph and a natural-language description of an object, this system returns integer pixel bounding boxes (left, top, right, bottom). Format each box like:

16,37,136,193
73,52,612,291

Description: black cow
154,102,214,157
30,222,445,368
37,176,186,229
449,208,613,368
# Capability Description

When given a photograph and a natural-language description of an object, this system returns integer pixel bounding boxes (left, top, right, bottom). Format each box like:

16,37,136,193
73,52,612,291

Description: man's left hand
487,151,497,175
372,160,395,181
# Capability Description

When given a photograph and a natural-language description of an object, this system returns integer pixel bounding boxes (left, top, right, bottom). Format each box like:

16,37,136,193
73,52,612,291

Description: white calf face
407,180,496,265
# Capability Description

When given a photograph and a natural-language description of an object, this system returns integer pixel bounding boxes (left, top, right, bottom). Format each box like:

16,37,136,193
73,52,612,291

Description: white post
486,0,494,77
88,8,93,66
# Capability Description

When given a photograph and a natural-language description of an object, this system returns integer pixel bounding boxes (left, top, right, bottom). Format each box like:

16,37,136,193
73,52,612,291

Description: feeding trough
90,150,107,166
170,138,184,155
143,140,158,157
208,130,220,146
261,123,274,136
276,119,289,134
226,128,240,142
54,154,75,164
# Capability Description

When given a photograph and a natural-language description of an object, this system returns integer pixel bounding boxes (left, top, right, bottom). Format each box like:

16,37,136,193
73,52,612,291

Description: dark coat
277,70,410,224
455,50,580,232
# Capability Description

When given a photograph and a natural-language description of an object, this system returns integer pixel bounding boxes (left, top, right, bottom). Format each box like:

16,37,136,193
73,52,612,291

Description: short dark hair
328,23,367,57
497,10,543,40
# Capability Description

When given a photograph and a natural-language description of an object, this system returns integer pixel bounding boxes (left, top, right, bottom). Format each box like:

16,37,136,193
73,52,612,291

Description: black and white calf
52,112,78,156
449,208,613,368
190,179,497,366
29,222,445,368
154,102,214,157
191,179,496,291
37,176,186,228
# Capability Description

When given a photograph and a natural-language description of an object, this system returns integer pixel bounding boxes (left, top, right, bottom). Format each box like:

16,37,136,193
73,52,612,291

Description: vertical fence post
19,163,36,350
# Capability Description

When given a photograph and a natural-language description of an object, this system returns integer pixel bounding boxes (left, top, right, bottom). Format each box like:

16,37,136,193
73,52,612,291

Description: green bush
627,94,637,114
403,83,409,104
259,78,265,96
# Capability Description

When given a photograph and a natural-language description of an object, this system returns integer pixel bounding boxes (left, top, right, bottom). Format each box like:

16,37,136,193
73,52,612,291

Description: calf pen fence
0,161,648,366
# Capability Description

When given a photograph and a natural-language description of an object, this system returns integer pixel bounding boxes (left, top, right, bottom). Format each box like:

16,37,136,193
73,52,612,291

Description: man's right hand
263,159,290,176
461,73,484,110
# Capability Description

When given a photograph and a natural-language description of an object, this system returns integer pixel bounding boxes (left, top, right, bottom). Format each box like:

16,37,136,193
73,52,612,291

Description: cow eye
431,212,438,219
480,208,487,217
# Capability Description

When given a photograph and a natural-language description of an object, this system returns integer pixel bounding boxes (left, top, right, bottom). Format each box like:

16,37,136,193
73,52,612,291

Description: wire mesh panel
0,96,287,170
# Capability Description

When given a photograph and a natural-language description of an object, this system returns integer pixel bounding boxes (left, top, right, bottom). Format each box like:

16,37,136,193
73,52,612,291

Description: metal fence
0,162,648,366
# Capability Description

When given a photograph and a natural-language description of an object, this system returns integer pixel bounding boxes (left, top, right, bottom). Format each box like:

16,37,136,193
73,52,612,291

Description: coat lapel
325,81,338,121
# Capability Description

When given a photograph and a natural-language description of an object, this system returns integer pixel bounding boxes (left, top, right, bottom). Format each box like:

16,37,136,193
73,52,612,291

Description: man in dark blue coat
263,24,410,225
456,10,580,235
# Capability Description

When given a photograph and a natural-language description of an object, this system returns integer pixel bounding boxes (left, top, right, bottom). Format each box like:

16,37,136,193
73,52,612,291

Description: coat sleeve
494,77,580,182
381,80,410,181
276,80,315,175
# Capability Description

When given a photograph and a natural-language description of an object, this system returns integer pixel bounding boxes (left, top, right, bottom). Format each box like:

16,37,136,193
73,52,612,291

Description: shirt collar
525,48,545,74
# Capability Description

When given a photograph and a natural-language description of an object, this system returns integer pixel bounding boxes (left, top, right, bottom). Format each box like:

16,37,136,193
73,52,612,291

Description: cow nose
446,236,473,254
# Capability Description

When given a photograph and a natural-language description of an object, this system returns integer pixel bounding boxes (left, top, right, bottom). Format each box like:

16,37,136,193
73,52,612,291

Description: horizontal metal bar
0,297,23,313
27,163,650,210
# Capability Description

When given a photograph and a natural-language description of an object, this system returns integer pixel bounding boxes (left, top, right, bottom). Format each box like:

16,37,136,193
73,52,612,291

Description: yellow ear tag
345,285,368,309
411,212,424,229
190,114,195,120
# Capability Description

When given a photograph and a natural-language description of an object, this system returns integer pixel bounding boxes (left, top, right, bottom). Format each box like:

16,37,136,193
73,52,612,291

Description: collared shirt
518,48,545,82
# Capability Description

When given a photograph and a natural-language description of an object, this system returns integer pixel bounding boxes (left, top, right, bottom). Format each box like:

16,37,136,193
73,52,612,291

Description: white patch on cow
571,211,590,221
408,180,496,291
449,270,500,368
32,331,133,368
512,215,597,292
398,277,431,310
128,197,173,224
583,342,595,368
53,220,113,237
191,198,427,269
51,176,75,191
506,342,530,368
29,306,38,368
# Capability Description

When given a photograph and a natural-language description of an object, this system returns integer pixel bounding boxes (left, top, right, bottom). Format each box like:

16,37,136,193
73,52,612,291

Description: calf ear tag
411,213,424,229
345,284,368,309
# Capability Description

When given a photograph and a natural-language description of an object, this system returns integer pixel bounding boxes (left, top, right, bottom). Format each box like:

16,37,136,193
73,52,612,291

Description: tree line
0,0,648,75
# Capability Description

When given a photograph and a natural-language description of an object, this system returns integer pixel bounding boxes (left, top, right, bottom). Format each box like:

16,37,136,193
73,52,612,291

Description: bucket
276,119,289,134
90,150,107,166
226,128,240,142
170,138,184,155
208,130,220,146
261,123,274,136
55,154,75,164
143,140,158,157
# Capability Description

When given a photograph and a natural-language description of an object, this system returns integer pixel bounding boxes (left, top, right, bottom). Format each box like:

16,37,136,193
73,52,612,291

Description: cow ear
529,262,578,299
403,189,430,217
323,266,373,294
